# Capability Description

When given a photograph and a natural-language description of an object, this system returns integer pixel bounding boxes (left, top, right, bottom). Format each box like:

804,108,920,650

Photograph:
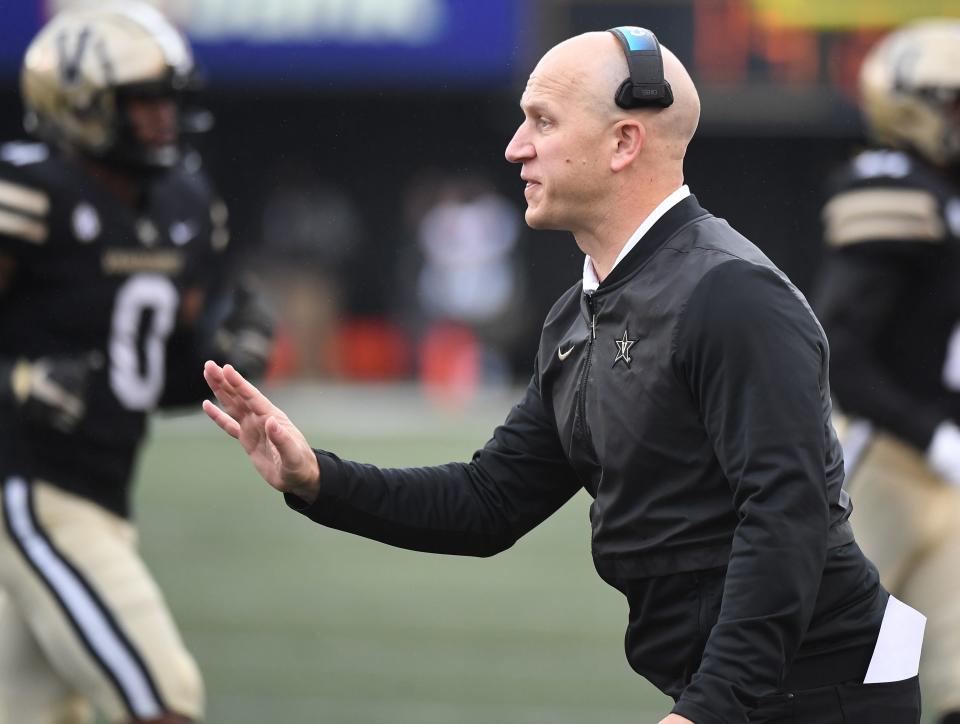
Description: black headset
607,26,674,109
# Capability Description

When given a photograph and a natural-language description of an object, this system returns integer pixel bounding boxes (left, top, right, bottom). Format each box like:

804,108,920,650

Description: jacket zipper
576,294,597,438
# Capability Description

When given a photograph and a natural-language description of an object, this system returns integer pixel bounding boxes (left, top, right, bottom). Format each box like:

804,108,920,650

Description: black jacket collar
594,194,711,292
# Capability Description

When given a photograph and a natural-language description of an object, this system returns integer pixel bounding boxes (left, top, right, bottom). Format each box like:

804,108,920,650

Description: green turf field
133,384,672,723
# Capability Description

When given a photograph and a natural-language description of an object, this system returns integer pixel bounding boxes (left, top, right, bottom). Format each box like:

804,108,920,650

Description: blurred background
2,1,958,722
7,0,951,392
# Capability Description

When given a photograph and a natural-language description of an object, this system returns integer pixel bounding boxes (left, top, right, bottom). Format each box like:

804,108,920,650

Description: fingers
204,360,231,403
204,360,246,419
203,359,224,384
222,364,277,417
202,399,241,439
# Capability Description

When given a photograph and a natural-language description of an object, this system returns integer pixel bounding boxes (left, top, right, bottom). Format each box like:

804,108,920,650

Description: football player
814,19,960,724
0,3,274,723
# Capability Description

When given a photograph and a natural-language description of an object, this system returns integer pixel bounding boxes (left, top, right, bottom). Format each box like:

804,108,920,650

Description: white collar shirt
582,185,691,293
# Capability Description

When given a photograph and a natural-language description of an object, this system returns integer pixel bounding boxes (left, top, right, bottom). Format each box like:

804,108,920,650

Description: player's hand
8,353,100,433
658,715,694,724
202,361,320,503
212,280,276,381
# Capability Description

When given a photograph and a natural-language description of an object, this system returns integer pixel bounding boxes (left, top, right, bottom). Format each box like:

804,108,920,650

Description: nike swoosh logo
558,344,576,361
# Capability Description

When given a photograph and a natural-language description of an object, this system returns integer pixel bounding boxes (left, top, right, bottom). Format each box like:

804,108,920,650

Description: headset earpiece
608,26,674,109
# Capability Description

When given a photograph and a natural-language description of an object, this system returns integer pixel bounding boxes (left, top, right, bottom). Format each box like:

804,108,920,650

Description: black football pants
750,676,921,723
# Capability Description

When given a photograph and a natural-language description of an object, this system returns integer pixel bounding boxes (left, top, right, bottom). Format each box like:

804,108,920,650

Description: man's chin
524,207,555,230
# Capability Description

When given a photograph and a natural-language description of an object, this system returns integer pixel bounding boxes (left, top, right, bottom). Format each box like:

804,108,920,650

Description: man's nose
505,125,533,164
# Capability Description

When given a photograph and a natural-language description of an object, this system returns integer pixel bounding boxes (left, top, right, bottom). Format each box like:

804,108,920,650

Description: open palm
202,362,319,501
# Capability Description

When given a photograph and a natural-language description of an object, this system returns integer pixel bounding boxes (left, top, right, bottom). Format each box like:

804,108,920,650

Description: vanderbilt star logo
613,330,635,368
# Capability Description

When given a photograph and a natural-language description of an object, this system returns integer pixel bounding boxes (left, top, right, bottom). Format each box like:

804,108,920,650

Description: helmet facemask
109,72,195,171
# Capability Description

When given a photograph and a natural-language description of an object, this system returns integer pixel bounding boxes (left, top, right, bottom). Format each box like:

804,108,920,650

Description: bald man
202,28,923,724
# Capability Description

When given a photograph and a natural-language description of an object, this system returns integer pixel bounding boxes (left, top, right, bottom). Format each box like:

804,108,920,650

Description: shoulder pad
823,186,944,247
0,144,52,246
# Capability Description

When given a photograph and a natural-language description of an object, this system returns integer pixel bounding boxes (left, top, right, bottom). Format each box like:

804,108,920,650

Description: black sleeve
157,281,237,409
157,286,228,409
285,363,583,557
156,324,212,408
156,166,238,409
158,203,236,409
0,160,44,289
813,242,944,449
671,261,830,724
0,162,43,404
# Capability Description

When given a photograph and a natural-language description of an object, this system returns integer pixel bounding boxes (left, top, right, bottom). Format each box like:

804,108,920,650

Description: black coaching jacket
288,195,888,723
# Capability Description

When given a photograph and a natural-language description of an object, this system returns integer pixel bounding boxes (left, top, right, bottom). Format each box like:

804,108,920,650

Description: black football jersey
813,148,960,450
0,141,230,517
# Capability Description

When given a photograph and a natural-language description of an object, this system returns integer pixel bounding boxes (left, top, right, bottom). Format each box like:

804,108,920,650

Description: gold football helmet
20,1,195,169
860,18,960,167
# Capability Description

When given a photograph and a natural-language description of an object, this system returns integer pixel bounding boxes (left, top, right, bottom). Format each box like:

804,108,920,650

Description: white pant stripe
3,477,163,718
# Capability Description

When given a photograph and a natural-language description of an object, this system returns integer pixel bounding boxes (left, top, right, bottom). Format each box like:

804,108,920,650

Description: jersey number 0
109,274,179,411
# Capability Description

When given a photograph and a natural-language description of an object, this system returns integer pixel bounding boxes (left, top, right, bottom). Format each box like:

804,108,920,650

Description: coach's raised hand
202,361,320,503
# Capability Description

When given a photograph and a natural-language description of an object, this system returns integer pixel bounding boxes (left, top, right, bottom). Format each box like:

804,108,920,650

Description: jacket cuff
283,449,344,518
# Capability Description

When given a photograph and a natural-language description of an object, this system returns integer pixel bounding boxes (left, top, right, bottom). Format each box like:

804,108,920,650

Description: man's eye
537,117,552,130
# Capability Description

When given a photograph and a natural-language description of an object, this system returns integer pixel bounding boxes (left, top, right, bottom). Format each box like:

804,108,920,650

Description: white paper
863,595,926,684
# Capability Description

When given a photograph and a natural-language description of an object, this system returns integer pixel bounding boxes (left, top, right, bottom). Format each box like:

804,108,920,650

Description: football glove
212,280,276,381
2,353,100,433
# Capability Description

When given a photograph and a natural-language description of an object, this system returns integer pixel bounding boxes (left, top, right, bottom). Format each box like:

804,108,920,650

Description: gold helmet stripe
0,179,49,217
823,188,944,247
0,209,48,244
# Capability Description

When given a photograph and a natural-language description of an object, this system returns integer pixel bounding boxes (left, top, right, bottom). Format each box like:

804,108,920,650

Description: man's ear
611,119,645,172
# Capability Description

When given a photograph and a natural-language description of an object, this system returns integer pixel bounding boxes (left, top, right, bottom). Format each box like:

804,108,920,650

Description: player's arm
160,277,275,408
671,261,831,724
0,163,97,432
205,276,275,379
814,184,946,450
159,193,275,408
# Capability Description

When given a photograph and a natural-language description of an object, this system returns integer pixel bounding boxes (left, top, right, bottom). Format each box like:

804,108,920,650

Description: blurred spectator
813,19,960,724
402,172,526,397
259,161,363,378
